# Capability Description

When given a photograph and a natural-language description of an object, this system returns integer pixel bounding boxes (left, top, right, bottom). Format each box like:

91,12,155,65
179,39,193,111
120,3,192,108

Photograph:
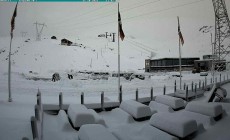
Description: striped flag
11,2,18,38
177,16,184,45
118,12,125,41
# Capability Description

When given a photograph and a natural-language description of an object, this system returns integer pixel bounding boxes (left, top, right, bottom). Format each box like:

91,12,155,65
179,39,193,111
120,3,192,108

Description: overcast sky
0,0,230,58
0,0,229,37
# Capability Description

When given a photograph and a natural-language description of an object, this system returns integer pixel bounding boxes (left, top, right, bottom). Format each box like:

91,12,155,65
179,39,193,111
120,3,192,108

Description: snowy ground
0,80,230,140
1,37,227,104
1,69,227,104
1,37,230,140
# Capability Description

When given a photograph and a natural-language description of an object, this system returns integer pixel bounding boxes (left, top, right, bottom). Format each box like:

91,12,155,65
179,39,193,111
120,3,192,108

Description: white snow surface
1,37,230,140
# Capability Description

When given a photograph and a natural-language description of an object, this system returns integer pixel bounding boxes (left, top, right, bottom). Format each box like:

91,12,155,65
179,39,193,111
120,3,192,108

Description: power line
53,0,160,28
127,38,157,51
123,0,207,21
53,0,153,27
51,3,112,26
51,0,208,34
121,0,160,13
125,41,152,55
126,39,155,53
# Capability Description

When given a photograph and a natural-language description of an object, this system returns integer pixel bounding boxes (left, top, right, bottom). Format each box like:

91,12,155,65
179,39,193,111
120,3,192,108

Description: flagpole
8,0,18,102
179,36,182,89
118,3,121,97
8,35,13,102
177,16,182,90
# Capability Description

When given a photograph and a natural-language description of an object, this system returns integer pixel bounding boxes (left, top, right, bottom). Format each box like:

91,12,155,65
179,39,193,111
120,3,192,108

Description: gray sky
0,0,229,37
0,0,230,58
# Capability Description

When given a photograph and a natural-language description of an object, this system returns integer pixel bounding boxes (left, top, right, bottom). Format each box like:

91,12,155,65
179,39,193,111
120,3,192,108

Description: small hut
51,36,57,40
61,38,73,46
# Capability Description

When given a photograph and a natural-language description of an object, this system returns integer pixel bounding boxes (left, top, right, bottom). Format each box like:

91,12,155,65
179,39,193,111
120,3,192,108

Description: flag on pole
11,2,18,38
118,12,125,41
177,16,184,45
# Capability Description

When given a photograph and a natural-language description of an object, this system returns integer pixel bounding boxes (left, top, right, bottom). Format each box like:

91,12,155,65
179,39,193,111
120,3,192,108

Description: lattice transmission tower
34,22,47,41
212,0,230,71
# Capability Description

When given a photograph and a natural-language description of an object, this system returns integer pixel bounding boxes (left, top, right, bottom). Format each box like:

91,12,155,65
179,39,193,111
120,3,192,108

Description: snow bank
78,124,118,140
111,124,179,140
101,108,135,128
172,110,215,128
149,101,174,113
185,101,223,118
67,104,95,128
88,109,106,127
43,110,78,140
119,100,152,119
155,95,185,110
150,112,198,138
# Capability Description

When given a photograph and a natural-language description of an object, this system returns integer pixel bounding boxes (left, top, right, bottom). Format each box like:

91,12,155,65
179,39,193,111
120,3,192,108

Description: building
194,60,212,72
145,57,200,72
203,54,218,60
194,59,226,72
193,55,226,72
61,38,73,46
51,36,57,40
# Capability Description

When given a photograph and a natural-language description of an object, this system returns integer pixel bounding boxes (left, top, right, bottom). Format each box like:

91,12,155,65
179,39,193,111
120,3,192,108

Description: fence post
184,83,186,90
199,80,201,88
37,89,41,98
202,81,205,90
205,76,207,86
101,91,104,111
59,92,63,110
119,85,122,103
35,105,40,121
186,86,188,101
220,74,222,83
195,84,197,99
163,85,166,95
150,87,153,100
37,89,41,108
36,91,43,140
174,80,176,92
31,116,38,140
191,81,194,92
211,78,212,84
136,88,139,101
81,92,84,105
37,96,41,107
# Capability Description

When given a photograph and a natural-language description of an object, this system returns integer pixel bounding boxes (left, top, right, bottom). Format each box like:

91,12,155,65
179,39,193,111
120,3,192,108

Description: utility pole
112,33,116,42
34,22,47,41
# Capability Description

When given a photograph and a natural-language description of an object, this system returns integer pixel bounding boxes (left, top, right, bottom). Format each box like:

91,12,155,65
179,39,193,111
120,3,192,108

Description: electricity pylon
212,0,230,71
34,22,47,41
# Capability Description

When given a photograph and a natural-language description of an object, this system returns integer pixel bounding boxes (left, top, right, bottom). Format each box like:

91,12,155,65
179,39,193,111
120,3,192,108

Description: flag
177,17,184,45
118,12,125,41
11,2,18,38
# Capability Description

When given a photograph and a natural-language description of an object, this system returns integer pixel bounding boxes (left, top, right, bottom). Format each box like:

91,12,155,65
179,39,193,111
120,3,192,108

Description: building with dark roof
51,36,57,40
145,57,200,72
61,38,73,46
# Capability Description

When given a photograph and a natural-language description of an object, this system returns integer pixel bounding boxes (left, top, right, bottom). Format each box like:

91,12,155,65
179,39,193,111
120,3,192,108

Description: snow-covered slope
0,36,150,76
